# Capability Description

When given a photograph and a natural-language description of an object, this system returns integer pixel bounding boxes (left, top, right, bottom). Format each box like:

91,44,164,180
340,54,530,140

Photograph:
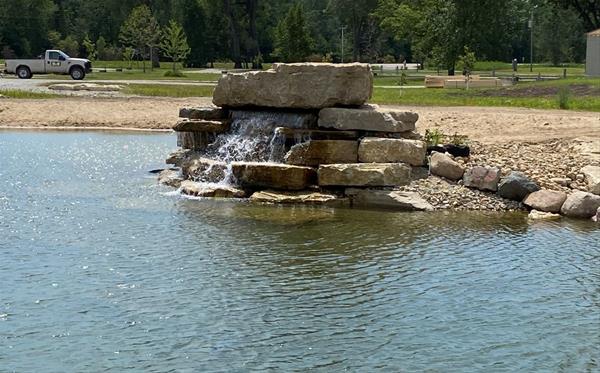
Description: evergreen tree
273,3,313,62
119,5,161,72
160,20,191,72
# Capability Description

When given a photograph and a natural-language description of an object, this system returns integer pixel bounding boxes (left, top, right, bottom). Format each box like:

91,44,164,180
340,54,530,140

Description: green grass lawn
121,76,599,111
0,89,62,99
372,77,600,111
122,84,215,97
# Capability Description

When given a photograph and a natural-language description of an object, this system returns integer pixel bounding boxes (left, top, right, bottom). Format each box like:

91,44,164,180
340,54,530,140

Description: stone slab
345,189,434,211
285,140,358,167
179,107,228,121
319,106,418,133
358,138,427,166
213,63,373,109
318,163,411,187
250,190,348,206
173,119,230,133
231,162,317,190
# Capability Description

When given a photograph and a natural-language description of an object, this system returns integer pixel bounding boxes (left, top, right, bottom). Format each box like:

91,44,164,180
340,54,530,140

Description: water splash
188,110,316,188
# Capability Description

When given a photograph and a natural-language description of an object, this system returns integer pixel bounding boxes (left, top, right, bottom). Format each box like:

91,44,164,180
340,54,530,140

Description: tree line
0,0,597,72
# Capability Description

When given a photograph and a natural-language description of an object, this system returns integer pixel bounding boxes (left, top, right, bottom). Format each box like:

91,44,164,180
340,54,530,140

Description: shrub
164,70,186,78
557,87,571,110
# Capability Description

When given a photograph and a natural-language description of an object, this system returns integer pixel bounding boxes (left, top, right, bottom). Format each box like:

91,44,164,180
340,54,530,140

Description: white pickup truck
4,50,92,80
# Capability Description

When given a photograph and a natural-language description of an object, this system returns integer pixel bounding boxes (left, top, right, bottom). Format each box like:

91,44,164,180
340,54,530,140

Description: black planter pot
443,144,471,157
427,145,447,154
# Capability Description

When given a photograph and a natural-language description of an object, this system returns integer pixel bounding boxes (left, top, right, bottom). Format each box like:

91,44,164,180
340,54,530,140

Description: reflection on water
0,131,599,372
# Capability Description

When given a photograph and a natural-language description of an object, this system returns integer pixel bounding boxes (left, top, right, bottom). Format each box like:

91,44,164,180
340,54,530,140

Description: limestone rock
358,138,427,166
166,149,193,166
179,107,228,121
581,165,600,195
463,166,501,192
346,189,434,211
497,171,540,201
523,190,567,213
319,106,418,133
180,180,246,198
182,157,227,183
213,63,373,109
284,140,358,167
274,127,359,145
158,169,183,188
318,163,411,187
173,119,230,133
177,131,217,151
528,210,561,221
250,190,348,206
231,162,317,190
429,152,465,181
560,191,600,218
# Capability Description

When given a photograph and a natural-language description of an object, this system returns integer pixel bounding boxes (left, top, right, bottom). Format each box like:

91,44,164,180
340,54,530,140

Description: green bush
164,70,186,78
557,87,571,109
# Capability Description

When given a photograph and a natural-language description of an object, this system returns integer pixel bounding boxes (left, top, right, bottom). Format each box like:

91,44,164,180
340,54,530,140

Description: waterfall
187,110,317,189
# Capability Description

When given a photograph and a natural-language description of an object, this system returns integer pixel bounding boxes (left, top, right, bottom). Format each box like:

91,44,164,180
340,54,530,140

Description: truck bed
6,59,45,74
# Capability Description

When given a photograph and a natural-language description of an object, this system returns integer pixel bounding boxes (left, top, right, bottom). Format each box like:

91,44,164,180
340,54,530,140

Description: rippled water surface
1,131,599,372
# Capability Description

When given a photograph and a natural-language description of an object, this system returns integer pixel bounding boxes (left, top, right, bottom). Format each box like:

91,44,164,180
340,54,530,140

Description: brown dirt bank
1,97,599,143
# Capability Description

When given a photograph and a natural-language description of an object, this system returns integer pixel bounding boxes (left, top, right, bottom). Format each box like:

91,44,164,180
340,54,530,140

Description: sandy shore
1,96,599,144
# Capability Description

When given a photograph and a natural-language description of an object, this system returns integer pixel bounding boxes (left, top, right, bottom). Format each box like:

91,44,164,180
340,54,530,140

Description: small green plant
398,71,408,87
449,133,469,146
557,87,571,109
425,129,445,147
164,70,186,78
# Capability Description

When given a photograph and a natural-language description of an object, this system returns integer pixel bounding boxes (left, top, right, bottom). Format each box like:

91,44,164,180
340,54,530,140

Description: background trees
0,0,592,69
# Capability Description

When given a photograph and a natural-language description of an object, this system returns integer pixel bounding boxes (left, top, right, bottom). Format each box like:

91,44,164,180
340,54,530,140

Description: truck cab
5,50,92,80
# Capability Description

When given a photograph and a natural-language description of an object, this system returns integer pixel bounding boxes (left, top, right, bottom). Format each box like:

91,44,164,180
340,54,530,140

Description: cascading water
189,110,317,189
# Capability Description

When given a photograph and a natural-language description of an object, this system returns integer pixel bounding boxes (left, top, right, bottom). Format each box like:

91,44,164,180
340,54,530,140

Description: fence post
563,68,567,79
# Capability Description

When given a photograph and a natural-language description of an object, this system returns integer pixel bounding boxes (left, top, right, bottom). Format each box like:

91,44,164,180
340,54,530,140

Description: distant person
403,60,407,70
512,58,518,72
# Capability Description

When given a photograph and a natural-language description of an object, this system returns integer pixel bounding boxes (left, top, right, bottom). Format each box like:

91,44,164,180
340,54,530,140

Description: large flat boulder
179,107,228,121
346,189,434,211
319,106,418,133
213,63,373,109
285,140,358,167
318,163,411,187
560,191,600,218
180,180,246,199
250,190,348,206
173,119,230,133
358,138,427,166
231,162,317,190
581,165,600,195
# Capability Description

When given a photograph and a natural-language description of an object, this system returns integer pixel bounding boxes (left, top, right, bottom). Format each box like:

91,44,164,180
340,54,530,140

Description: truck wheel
17,66,32,79
70,66,85,80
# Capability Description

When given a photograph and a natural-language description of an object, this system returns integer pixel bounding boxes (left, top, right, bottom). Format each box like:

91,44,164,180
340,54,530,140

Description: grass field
122,76,600,111
0,89,62,99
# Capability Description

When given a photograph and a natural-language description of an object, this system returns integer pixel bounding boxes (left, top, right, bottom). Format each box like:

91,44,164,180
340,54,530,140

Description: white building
587,29,600,77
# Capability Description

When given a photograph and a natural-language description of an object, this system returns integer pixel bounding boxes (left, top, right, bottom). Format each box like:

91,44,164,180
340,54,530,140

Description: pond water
1,131,599,372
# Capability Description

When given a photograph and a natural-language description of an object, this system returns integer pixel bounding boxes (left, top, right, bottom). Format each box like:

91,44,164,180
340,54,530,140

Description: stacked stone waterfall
164,63,433,210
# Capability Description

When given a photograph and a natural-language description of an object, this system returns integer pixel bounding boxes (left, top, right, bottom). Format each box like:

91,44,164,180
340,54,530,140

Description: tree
119,5,161,73
328,0,379,62
160,20,191,72
457,46,476,89
549,0,600,31
82,35,97,60
273,3,313,62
